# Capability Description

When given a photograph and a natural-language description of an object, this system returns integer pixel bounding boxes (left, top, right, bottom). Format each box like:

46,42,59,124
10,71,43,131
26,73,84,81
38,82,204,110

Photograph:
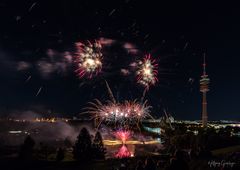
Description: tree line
19,127,106,161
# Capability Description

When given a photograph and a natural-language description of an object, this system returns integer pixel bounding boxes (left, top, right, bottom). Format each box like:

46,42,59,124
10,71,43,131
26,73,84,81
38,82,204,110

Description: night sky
0,0,239,120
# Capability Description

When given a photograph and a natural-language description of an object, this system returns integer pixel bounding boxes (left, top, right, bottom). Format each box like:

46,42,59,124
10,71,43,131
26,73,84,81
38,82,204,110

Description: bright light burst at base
136,54,158,89
75,40,103,78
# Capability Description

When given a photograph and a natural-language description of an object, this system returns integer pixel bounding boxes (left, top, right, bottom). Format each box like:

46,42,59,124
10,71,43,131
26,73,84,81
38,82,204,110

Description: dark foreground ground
1,152,239,170
1,144,239,169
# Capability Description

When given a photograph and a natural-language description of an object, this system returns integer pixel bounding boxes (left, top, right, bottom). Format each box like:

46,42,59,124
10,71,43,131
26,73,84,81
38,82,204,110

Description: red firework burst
114,130,131,143
115,145,131,158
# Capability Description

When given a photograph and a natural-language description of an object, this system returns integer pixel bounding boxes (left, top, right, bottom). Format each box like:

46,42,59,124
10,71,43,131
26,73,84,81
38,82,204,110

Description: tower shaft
202,92,208,127
200,54,210,127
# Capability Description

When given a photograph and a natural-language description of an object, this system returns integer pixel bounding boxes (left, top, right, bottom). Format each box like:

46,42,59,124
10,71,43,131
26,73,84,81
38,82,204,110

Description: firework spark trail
35,86,42,97
109,9,116,16
74,40,103,79
144,34,150,39
183,42,189,51
140,88,147,103
28,2,37,12
164,109,174,130
105,80,116,103
25,75,32,83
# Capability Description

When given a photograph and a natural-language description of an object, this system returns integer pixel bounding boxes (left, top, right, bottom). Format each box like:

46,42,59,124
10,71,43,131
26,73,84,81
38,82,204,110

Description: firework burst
82,99,152,127
114,130,131,144
115,145,131,158
136,54,158,89
75,40,103,78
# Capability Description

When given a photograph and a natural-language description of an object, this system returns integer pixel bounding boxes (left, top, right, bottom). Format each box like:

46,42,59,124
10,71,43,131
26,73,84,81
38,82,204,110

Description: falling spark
188,77,194,84
109,9,116,16
131,22,136,28
105,81,116,103
183,42,189,51
25,75,32,83
16,16,21,21
35,86,42,97
28,2,37,12
144,34,150,39
140,88,147,103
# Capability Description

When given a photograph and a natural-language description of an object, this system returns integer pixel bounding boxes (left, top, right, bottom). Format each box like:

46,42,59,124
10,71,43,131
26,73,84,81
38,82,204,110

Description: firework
35,86,43,97
115,145,131,158
114,130,131,144
113,130,131,159
75,40,103,78
136,54,158,89
81,81,153,129
83,99,152,126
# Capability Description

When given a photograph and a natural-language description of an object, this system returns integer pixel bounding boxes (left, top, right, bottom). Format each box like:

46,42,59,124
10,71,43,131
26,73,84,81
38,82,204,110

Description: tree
19,135,35,160
64,137,72,148
92,131,106,160
73,127,92,161
56,147,65,161
38,142,55,160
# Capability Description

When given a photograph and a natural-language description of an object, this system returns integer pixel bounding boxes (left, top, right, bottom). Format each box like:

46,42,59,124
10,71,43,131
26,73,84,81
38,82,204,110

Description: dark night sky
0,0,239,120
